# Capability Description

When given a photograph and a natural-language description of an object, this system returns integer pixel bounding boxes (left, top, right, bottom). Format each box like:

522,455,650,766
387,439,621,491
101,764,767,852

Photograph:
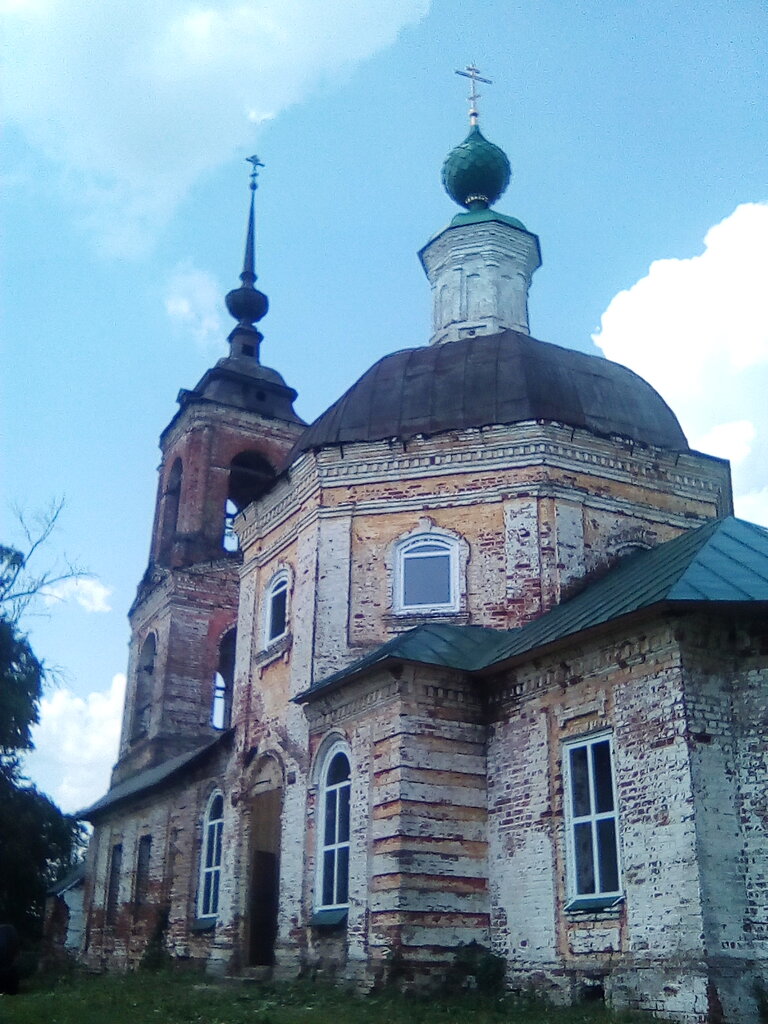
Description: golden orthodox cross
455,64,492,126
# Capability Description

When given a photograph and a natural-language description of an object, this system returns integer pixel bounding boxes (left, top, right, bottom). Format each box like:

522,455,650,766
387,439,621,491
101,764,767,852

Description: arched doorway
245,756,283,967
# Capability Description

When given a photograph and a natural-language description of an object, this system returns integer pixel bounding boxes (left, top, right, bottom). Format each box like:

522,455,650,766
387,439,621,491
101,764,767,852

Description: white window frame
563,732,623,908
315,742,351,911
264,570,290,645
394,533,460,613
198,790,224,919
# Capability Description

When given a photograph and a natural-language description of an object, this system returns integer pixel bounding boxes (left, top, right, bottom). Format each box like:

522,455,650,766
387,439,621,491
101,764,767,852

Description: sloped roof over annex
295,622,505,703
482,515,768,669
300,517,768,699
78,733,231,821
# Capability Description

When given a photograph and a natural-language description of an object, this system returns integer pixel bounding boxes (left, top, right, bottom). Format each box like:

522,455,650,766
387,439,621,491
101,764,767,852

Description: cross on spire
246,154,264,191
455,64,492,127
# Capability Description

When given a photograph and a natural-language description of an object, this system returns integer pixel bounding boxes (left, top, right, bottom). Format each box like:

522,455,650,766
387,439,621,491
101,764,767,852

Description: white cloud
735,487,768,527
26,673,126,813
691,420,756,466
593,203,768,527
2,0,430,254
42,577,113,613
165,264,226,355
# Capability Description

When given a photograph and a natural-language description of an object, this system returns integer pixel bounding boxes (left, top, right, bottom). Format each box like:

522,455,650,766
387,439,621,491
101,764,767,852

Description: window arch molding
390,522,468,615
197,788,225,920
262,567,292,647
313,736,352,913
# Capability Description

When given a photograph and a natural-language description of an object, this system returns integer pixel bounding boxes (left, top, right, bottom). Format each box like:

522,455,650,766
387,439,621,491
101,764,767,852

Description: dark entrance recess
247,786,282,966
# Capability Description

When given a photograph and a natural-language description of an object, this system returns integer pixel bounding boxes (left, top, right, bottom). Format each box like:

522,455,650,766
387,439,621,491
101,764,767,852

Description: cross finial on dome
455,64,492,127
442,70,510,211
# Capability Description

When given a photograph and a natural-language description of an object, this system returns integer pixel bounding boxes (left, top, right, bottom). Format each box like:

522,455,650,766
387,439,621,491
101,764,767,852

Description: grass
0,971,659,1024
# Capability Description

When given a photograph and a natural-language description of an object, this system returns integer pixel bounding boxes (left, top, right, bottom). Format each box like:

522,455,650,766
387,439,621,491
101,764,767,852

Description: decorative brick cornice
304,676,403,730
238,421,730,555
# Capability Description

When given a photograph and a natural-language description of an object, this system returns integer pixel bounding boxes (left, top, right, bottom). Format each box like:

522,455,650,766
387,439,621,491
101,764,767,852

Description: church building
77,89,768,1024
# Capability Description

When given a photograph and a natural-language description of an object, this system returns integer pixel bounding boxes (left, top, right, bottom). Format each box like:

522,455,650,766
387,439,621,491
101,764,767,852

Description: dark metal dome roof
292,331,688,458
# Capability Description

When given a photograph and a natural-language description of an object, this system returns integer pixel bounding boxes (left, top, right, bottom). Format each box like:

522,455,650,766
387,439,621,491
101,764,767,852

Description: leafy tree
0,517,85,945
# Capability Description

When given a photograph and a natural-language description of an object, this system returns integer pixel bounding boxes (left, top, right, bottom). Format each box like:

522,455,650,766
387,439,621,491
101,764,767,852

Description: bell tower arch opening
158,458,183,564
223,450,275,550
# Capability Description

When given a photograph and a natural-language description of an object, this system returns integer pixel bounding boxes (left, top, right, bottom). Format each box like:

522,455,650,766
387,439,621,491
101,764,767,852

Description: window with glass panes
199,792,224,918
564,734,621,901
319,750,350,909
397,535,457,611
265,574,289,643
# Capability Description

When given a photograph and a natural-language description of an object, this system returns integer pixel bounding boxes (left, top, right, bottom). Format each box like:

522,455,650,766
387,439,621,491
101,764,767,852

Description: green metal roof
448,208,528,232
78,734,229,820
295,623,502,702
483,516,768,667
303,517,768,698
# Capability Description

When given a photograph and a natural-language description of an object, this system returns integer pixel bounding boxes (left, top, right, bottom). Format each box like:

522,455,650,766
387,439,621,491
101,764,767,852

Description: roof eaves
78,732,231,820
295,623,504,703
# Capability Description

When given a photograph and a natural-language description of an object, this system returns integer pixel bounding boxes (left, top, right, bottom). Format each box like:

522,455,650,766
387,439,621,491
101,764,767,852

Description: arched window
131,634,156,740
159,458,182,561
198,791,224,919
224,451,275,550
317,747,351,910
264,571,290,645
211,629,236,730
395,534,460,613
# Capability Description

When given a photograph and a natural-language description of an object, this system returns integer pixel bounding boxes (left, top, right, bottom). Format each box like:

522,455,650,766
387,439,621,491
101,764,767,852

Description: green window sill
564,895,624,913
310,908,348,929
191,917,217,932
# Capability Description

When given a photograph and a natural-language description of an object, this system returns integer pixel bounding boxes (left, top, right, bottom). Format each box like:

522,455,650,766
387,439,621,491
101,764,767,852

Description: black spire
225,156,268,361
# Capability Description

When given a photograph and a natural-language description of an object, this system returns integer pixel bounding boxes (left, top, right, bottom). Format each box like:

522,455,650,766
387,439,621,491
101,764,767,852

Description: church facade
77,111,768,1024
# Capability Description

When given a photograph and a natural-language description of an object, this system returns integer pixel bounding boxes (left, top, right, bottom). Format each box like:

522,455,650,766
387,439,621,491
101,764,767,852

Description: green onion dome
441,125,511,210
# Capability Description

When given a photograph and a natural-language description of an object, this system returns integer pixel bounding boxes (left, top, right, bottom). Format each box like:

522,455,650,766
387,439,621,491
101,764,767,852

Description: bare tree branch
1,500,87,623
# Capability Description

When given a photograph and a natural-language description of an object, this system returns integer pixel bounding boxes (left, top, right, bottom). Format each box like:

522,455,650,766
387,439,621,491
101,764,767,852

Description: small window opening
211,630,236,730
131,634,156,740
265,574,289,644
159,458,182,562
580,982,606,1004
135,834,152,906
106,843,123,925
242,344,255,358
224,499,239,552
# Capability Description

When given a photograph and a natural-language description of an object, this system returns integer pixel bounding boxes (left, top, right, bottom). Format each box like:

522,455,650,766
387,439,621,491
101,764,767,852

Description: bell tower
113,160,305,784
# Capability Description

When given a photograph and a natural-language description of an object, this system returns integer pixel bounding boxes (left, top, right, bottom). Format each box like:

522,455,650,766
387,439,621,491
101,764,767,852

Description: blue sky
3,0,767,811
